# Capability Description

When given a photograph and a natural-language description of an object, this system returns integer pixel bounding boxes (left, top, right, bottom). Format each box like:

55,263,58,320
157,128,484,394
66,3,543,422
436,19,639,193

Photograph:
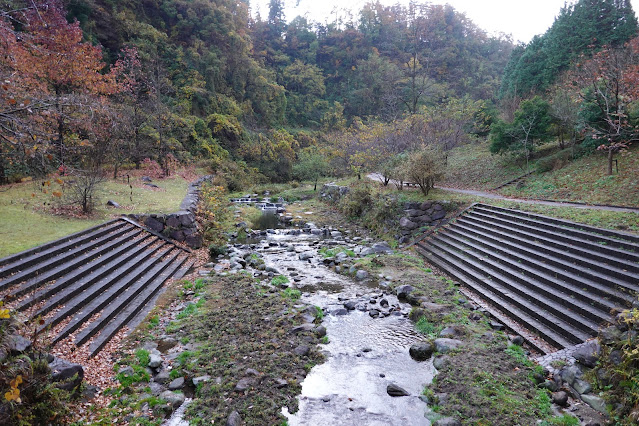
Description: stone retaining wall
129,175,212,249
320,183,349,203
399,201,447,236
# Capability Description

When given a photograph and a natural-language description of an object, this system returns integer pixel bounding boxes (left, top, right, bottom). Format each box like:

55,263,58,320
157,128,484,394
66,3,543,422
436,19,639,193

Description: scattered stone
275,378,288,388
409,342,434,361
49,357,84,390
369,309,381,318
9,335,32,355
293,345,310,356
552,391,569,407
246,368,259,376
355,270,369,281
314,325,327,337
154,369,171,384
573,341,601,369
290,324,315,334
192,376,211,386
148,353,163,369
344,300,357,310
434,338,463,353
168,377,185,390
299,252,313,261
160,390,185,408
379,298,389,308
573,378,592,395
386,383,410,397
511,335,524,346
235,377,255,392
395,285,414,301
330,307,348,316
581,394,608,414
226,411,242,426
489,321,505,331
433,355,450,370
434,417,462,426
560,365,583,387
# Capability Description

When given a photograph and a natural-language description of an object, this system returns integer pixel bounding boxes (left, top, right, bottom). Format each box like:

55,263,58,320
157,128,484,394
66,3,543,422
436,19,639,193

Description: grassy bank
0,173,191,257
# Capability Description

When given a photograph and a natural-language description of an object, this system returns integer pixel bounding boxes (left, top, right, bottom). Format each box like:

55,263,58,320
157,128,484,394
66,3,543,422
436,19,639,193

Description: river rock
552,391,569,407
573,341,601,368
355,270,369,280
386,383,410,397
581,394,608,413
434,338,463,353
49,357,84,390
299,252,313,261
434,417,462,426
360,247,375,256
226,411,242,426
344,300,357,310
409,342,434,361
395,285,414,301
158,391,183,411
235,377,254,392
294,345,310,356
314,325,327,337
168,377,185,390
290,324,315,334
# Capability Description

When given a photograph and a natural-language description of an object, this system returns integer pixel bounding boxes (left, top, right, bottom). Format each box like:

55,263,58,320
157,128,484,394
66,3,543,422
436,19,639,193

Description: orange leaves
5,375,22,403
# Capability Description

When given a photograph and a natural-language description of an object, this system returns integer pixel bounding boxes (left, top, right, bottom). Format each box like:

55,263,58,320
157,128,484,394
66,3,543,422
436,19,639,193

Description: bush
337,182,373,218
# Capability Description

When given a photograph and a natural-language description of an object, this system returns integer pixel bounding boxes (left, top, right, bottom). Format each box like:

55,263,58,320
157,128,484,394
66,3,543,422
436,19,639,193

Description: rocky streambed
238,227,435,424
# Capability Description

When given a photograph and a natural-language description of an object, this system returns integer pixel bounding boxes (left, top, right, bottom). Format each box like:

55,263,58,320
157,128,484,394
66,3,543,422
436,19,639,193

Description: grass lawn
501,144,639,207
0,172,192,258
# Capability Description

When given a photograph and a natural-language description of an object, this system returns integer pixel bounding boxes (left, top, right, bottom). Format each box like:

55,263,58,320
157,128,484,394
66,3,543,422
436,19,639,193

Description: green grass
0,173,190,257
281,287,301,300
504,344,533,367
271,275,290,286
540,414,580,426
501,143,639,207
415,316,438,336
318,246,355,258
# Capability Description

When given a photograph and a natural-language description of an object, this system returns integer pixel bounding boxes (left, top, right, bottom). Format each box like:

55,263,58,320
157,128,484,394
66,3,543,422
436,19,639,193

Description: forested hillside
1,0,638,196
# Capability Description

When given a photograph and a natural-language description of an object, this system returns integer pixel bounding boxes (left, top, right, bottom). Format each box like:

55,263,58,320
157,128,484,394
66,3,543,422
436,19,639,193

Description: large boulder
409,342,434,361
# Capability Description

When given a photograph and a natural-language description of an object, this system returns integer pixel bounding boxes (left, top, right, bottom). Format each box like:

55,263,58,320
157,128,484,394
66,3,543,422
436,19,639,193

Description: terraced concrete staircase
416,203,639,352
0,217,194,356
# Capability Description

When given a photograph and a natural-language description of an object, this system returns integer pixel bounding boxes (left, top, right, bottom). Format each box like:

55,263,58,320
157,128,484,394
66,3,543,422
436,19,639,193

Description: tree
490,96,553,172
292,147,330,190
572,38,639,174
400,146,446,196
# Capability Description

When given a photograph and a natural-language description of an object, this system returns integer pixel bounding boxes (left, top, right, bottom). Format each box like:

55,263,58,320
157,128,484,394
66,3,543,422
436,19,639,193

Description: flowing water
253,230,435,425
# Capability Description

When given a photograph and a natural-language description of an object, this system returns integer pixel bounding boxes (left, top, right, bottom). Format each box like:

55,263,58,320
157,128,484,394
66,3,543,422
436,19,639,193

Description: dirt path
367,173,639,213
435,185,639,213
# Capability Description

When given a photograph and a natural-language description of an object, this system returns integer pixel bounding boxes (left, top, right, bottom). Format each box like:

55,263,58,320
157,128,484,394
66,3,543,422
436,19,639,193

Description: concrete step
0,220,125,279
0,219,121,271
476,204,639,245
417,203,638,350
0,222,135,291
46,245,173,342
468,210,639,268
458,216,639,287
417,244,579,349
426,237,604,336
15,234,156,312
447,223,634,310
473,205,639,255
87,254,188,357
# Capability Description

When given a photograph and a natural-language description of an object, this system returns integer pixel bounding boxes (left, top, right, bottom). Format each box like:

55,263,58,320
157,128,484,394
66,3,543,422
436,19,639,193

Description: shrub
338,182,373,218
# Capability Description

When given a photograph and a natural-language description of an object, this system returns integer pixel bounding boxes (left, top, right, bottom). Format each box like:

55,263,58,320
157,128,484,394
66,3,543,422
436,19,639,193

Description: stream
247,225,435,425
